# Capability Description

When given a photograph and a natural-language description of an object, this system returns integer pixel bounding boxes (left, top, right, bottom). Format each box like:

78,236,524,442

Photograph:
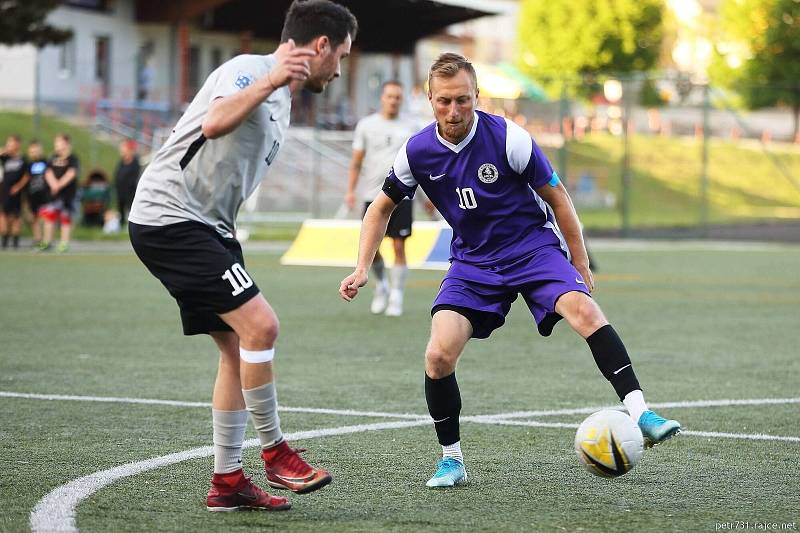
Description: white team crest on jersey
478,163,499,184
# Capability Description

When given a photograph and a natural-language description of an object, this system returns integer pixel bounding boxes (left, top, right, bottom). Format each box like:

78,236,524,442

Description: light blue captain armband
548,171,561,187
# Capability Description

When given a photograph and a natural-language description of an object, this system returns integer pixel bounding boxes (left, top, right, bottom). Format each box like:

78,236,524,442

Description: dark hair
56,133,71,143
280,0,358,47
87,169,108,183
29,138,41,145
7,134,21,143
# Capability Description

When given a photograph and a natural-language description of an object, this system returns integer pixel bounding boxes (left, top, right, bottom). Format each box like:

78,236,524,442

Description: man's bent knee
240,319,279,350
560,293,607,336
425,348,457,378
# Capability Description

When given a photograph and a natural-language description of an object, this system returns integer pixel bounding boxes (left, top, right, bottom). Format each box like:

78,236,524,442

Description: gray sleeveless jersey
129,54,290,238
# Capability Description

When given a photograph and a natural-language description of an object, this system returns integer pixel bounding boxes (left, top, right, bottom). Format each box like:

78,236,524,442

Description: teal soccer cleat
638,410,681,447
426,458,467,488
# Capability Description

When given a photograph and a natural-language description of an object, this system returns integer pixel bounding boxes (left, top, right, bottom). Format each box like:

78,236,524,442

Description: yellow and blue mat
280,219,453,270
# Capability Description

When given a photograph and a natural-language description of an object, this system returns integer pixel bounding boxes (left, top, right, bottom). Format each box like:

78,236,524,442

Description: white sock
390,265,408,292
442,441,463,463
212,409,248,474
623,390,648,423
371,258,386,284
242,382,283,448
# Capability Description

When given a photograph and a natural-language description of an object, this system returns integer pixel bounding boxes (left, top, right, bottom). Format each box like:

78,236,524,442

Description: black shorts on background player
363,198,412,239
2,194,22,216
1,154,27,215
129,221,260,336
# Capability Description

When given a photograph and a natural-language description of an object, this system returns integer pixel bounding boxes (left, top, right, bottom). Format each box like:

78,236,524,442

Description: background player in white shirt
345,81,418,316
129,0,357,513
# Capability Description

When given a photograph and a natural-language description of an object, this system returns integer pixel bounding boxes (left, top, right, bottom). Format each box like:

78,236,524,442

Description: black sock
425,372,461,446
586,325,641,401
1,234,8,248
12,235,19,248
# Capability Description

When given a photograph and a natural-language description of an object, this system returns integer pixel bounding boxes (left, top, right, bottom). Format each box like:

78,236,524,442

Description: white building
0,0,509,122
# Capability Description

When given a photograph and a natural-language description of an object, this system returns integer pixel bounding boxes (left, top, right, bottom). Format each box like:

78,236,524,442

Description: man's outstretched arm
339,192,397,301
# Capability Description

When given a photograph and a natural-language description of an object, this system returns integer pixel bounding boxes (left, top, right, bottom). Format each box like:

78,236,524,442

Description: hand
574,261,595,292
267,39,316,88
344,191,355,210
339,269,368,302
50,184,60,195
424,199,436,215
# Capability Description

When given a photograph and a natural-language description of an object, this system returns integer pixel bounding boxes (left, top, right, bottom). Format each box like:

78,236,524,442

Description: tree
0,0,72,48
517,0,665,97
710,0,800,139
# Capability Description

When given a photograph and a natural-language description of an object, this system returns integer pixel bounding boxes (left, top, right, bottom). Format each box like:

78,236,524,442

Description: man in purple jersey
339,53,681,488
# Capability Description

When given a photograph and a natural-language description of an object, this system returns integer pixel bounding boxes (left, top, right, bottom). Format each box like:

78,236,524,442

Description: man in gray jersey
129,0,357,513
345,81,418,316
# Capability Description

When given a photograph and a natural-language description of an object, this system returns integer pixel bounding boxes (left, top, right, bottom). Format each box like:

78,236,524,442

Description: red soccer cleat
261,442,333,494
206,469,291,512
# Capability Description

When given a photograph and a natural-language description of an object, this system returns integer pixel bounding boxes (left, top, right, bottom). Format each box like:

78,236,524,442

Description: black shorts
129,221,260,336
363,199,412,239
28,192,50,215
1,194,21,216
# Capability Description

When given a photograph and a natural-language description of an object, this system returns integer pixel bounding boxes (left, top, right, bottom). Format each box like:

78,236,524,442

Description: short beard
304,78,325,94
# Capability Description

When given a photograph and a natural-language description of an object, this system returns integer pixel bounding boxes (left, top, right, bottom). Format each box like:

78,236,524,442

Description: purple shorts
432,245,590,339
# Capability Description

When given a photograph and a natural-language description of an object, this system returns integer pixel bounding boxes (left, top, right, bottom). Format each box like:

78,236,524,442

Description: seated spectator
80,169,111,227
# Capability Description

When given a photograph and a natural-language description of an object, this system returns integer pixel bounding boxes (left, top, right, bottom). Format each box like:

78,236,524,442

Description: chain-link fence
9,76,797,237
489,76,800,238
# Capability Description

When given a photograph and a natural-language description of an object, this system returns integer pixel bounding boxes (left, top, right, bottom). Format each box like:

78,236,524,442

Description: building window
95,36,111,97
188,45,201,97
211,48,223,71
58,38,75,79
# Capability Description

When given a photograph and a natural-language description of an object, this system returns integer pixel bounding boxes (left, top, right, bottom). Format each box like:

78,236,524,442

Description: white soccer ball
574,409,644,478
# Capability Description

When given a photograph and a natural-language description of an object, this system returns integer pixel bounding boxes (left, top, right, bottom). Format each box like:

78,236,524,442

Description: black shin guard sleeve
586,325,641,401
424,372,462,446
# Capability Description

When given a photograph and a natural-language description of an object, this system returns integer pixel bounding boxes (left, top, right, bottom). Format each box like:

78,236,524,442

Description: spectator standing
40,133,80,252
25,140,50,247
114,139,141,224
0,135,30,250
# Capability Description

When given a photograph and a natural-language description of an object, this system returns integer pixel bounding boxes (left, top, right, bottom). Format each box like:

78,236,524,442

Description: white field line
30,418,430,533
0,391,422,420
25,393,800,533
467,417,800,443
486,397,800,420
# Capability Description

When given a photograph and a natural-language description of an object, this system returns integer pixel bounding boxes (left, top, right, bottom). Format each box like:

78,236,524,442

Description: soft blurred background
0,0,798,240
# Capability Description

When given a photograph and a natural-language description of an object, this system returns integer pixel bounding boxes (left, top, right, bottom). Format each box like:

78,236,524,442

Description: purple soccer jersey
383,110,589,338
386,110,567,267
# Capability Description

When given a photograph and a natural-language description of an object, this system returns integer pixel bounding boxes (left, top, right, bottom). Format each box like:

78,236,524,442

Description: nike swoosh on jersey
576,278,585,284
269,115,278,122
429,173,446,181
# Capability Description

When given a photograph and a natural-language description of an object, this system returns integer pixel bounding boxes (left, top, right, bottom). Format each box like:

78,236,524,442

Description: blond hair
428,53,478,92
